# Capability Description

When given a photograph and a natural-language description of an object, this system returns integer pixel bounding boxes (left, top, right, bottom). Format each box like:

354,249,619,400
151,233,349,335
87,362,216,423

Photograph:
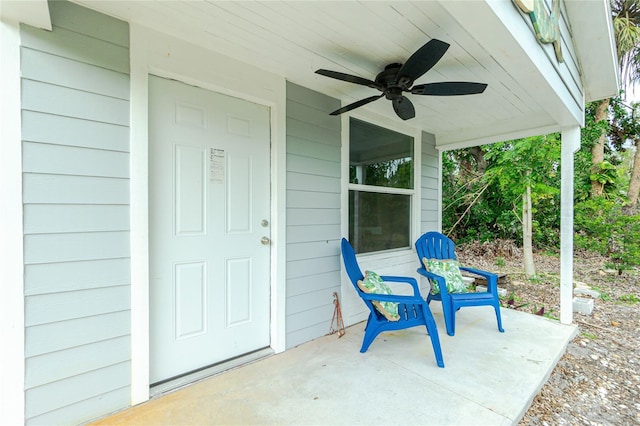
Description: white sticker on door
209,148,225,183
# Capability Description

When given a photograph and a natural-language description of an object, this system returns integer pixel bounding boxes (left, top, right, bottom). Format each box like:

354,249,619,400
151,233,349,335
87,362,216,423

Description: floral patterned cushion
423,258,469,295
357,270,400,321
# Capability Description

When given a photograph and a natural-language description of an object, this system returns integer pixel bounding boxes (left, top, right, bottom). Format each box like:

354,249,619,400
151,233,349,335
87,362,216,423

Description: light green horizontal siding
286,208,340,227
26,387,130,426
21,47,130,99
286,189,341,209
25,362,131,419
24,231,130,264
23,174,130,204
24,258,131,296
22,110,129,152
287,153,341,177
25,285,131,327
23,204,130,234
287,271,342,297
286,171,340,192
21,1,132,424
421,130,439,233
25,311,131,358
285,82,342,350
25,336,131,388
22,142,130,178
22,79,129,126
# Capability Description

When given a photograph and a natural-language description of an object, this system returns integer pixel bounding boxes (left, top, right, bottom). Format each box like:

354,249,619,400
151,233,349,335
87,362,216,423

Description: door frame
129,24,287,405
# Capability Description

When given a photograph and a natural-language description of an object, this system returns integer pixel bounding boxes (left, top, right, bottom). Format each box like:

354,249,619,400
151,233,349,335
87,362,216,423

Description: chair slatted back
415,231,457,260
341,238,365,288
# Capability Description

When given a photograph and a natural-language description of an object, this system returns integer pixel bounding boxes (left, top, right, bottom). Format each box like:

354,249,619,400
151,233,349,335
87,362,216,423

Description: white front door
149,75,271,384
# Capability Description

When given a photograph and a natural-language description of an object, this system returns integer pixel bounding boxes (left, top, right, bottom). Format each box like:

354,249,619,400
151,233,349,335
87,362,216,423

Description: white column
560,126,580,324
129,24,151,405
0,18,25,425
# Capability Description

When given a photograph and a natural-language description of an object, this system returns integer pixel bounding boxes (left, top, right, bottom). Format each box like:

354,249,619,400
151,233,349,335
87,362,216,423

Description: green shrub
575,198,640,274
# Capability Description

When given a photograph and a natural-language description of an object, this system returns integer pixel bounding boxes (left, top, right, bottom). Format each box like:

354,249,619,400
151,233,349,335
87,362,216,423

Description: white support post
560,126,580,325
0,18,25,425
129,24,151,405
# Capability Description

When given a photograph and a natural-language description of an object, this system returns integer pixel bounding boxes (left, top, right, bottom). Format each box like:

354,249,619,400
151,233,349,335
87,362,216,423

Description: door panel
149,75,271,384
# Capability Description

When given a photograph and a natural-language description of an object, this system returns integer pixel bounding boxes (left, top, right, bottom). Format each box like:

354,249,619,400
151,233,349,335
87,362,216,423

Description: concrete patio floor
92,304,578,425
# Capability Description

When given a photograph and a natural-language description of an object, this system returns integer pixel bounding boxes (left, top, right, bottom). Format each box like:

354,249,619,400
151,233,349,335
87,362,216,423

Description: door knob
261,236,271,245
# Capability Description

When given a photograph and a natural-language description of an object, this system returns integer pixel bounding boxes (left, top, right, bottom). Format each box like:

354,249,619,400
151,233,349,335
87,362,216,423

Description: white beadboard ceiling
72,0,617,148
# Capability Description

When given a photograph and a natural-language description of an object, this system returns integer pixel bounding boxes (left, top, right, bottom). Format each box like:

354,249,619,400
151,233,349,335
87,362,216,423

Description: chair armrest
416,267,450,296
459,266,498,291
359,292,424,304
379,275,422,297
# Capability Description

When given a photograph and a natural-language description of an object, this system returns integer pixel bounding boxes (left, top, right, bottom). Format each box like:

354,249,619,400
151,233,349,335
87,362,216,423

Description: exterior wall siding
20,1,131,424
285,82,342,348
420,131,440,233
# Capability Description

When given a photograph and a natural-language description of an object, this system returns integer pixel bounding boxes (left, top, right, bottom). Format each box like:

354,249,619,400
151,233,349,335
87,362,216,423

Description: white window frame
341,112,422,257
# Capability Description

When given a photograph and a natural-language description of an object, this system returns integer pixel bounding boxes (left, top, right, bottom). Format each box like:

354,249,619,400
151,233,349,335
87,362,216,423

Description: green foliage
528,275,544,284
591,285,612,302
574,198,640,273
500,291,528,310
441,97,638,269
589,160,617,185
443,135,561,248
619,294,640,304
575,102,611,201
351,158,413,189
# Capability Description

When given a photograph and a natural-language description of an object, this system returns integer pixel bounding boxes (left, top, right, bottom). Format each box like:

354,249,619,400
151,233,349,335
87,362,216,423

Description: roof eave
566,0,619,102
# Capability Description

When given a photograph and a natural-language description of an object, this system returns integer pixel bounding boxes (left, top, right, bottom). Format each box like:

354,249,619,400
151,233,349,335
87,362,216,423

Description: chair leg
493,302,505,333
421,305,445,368
360,316,379,353
360,332,376,353
441,300,455,336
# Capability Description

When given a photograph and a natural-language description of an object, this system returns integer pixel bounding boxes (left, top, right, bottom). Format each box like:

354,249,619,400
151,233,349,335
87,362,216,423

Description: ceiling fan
315,39,487,120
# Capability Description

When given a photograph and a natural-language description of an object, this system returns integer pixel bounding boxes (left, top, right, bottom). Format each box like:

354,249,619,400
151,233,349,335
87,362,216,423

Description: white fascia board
436,123,565,152
0,0,51,30
435,111,566,149
440,0,583,128
565,0,619,101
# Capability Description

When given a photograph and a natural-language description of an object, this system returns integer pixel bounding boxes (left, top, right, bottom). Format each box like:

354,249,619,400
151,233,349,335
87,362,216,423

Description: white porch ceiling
72,0,617,149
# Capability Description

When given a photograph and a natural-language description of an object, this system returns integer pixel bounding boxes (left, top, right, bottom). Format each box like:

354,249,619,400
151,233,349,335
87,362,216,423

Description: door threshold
150,347,274,398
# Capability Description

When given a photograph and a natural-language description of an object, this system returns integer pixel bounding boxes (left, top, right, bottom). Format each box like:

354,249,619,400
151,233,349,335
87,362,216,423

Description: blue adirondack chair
415,231,505,337
341,238,444,368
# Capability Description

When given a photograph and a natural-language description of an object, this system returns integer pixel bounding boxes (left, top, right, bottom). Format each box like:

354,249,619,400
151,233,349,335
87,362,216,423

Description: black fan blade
411,82,488,96
330,94,384,115
396,39,450,88
315,69,380,89
392,96,415,120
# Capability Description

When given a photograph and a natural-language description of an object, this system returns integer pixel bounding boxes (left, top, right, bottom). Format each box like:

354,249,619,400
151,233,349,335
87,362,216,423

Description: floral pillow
357,270,400,321
422,258,469,295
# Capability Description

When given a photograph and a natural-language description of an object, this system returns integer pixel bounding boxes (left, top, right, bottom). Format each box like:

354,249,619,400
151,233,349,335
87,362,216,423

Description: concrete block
574,287,601,299
475,285,508,297
573,297,594,315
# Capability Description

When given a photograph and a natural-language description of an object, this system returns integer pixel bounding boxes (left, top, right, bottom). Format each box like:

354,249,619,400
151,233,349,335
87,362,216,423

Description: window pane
349,118,413,189
349,190,411,253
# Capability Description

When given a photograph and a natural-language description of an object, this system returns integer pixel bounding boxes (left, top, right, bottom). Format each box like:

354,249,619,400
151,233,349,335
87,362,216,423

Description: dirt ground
456,240,640,426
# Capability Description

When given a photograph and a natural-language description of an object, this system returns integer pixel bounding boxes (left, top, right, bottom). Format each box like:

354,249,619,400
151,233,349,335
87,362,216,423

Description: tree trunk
522,180,536,277
469,146,487,175
591,98,610,197
627,137,640,207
